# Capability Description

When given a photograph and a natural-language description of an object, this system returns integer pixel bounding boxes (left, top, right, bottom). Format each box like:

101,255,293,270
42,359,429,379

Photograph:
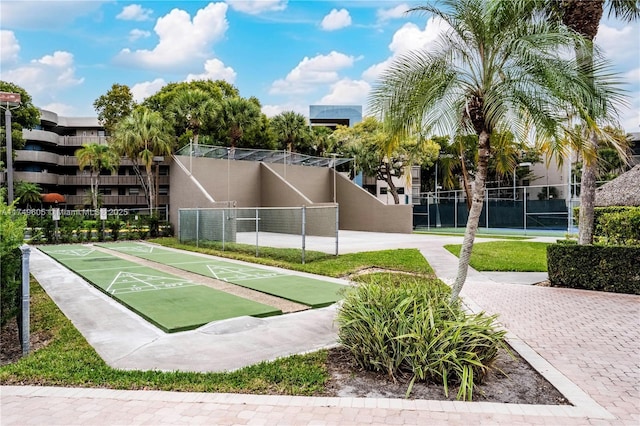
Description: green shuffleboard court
97,242,346,308
39,245,281,333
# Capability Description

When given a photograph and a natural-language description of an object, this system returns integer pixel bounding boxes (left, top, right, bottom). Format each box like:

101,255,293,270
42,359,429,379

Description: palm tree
169,88,216,148
217,97,261,148
75,143,119,209
370,0,620,301
537,0,639,244
270,111,311,153
14,181,41,208
111,108,174,215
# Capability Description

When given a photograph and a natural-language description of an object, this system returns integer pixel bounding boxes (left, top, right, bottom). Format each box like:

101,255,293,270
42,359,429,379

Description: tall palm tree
270,111,311,153
75,143,119,209
538,0,639,244
217,97,261,148
370,0,620,301
111,108,174,215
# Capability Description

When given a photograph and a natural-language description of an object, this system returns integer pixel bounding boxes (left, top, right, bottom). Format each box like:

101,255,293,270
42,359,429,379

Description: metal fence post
524,188,528,234
485,189,489,229
20,245,30,356
255,208,259,257
335,204,339,256
196,208,200,248
301,206,306,264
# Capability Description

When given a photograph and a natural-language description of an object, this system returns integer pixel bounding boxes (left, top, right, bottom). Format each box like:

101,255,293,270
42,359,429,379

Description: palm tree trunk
147,169,154,216
450,131,490,302
90,170,97,209
578,132,598,244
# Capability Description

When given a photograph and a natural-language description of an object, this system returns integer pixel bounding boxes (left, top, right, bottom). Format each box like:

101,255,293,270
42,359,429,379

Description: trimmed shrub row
547,244,640,295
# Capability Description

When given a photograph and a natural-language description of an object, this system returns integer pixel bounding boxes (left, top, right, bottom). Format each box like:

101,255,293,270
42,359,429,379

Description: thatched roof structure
595,165,640,207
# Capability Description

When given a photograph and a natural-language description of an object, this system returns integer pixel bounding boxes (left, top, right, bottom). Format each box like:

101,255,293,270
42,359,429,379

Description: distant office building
309,105,362,129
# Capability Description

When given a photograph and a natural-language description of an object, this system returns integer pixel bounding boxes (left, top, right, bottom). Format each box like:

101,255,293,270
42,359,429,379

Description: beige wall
170,155,413,233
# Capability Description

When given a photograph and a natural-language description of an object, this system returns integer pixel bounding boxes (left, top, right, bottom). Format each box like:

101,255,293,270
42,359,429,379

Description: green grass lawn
150,238,435,277
0,279,328,394
444,241,550,272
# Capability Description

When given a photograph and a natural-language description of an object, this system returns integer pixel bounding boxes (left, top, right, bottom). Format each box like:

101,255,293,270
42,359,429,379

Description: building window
129,188,139,195
159,186,169,195
380,187,388,195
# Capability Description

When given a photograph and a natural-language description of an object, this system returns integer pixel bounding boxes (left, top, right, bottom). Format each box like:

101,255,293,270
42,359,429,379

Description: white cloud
225,0,287,15
596,22,640,67
186,58,237,83
362,17,448,82
1,51,84,97
262,103,307,118
1,30,20,64
318,79,371,106
376,3,411,21
128,29,151,42
117,4,153,21
320,9,351,31
115,3,229,70
270,51,356,95
131,78,167,103
0,1,106,29
41,102,75,116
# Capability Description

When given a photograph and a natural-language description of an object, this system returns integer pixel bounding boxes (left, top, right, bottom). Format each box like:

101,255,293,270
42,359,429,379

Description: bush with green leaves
0,195,27,327
594,206,640,246
337,274,506,400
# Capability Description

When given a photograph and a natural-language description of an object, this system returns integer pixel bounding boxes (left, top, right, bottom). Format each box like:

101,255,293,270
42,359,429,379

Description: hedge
594,206,640,246
0,247,22,327
547,244,640,295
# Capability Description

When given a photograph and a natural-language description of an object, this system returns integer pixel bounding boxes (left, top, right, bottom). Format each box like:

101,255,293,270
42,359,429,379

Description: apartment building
14,109,169,209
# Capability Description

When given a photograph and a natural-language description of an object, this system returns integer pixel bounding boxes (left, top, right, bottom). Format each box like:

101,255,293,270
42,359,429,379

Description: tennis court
39,245,282,333
98,242,347,308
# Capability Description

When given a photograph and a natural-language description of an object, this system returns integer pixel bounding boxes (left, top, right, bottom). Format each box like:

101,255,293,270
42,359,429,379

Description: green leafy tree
93,83,136,135
370,0,620,301
535,0,639,245
216,97,261,148
270,111,311,153
111,108,174,214
168,88,216,147
14,180,41,208
75,143,120,208
0,81,40,175
333,117,438,204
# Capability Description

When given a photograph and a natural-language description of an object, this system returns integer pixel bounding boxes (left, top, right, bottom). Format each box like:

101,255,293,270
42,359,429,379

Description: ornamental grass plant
337,274,507,400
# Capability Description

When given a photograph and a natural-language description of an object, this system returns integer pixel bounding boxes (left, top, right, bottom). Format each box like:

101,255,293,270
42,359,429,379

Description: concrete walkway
2,231,639,425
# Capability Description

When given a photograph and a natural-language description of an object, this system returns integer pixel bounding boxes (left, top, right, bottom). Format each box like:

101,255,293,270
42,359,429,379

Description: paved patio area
2,231,638,425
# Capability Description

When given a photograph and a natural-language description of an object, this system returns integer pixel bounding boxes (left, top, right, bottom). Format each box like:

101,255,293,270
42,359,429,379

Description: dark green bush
547,244,640,294
0,248,22,327
594,207,640,246
337,275,506,400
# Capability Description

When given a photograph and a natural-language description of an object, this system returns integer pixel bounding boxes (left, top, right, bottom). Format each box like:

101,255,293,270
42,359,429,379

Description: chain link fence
179,205,339,263
414,184,579,233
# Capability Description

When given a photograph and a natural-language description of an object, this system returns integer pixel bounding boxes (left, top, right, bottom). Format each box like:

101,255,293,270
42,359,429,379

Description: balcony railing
64,194,169,207
16,150,59,165
14,171,59,185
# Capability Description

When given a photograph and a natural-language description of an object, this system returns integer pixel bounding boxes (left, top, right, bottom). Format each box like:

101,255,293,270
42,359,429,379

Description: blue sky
1,0,638,132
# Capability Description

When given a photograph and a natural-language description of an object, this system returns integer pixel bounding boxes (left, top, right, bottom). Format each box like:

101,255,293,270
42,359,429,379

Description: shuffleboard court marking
205,264,284,282
75,265,149,273
107,245,156,254
43,248,97,257
106,271,197,295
